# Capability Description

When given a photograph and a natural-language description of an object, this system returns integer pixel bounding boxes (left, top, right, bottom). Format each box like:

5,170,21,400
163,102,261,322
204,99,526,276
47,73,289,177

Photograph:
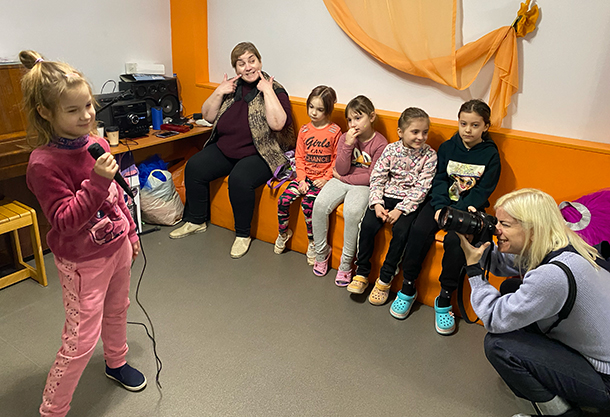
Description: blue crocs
390,291,417,320
105,363,147,392
434,296,456,335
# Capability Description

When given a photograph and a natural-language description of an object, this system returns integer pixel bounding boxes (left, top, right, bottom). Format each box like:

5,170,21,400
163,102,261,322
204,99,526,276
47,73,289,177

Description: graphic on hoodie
352,147,373,169
87,198,127,245
446,160,485,201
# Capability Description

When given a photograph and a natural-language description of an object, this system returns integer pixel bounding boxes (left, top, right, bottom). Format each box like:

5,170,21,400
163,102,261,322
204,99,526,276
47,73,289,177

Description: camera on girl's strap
437,206,497,245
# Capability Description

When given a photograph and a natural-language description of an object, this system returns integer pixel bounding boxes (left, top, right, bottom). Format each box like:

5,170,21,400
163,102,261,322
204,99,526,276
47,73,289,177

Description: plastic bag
169,147,200,204
139,156,184,225
139,155,168,188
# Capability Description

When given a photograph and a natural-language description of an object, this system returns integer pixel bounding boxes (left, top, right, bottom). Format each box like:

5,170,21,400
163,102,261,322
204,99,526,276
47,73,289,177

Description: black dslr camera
437,207,498,245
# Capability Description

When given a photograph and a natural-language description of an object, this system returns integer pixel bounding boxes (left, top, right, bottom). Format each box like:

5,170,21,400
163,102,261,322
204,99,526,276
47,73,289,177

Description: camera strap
457,248,492,324
457,268,479,324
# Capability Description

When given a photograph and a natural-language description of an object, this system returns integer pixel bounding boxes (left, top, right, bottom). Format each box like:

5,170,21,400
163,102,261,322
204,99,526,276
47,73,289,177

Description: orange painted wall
170,0,210,118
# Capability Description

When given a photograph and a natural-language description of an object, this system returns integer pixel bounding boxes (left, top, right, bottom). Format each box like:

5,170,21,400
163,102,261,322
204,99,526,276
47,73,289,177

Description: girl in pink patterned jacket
347,108,437,307
20,50,145,417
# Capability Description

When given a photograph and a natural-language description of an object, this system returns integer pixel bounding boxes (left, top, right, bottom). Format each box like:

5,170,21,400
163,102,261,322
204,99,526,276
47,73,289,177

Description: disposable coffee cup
96,120,105,138
106,126,119,146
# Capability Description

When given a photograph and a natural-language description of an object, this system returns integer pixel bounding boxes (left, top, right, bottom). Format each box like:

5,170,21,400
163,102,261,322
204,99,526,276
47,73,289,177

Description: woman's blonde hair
495,188,599,272
19,50,94,147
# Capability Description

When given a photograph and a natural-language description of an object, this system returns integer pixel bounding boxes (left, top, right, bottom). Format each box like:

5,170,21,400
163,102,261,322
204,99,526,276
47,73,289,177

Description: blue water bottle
151,106,163,130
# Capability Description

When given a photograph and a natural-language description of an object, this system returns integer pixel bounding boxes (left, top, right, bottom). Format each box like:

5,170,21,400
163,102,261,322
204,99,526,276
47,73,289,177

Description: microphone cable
117,139,163,390
128,235,163,390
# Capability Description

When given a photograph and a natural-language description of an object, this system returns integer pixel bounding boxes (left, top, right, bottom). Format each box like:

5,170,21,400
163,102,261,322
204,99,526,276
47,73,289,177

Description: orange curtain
323,0,538,127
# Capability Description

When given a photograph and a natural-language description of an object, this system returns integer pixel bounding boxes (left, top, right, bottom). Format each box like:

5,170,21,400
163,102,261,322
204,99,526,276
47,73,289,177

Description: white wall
1,0,173,94
208,0,610,144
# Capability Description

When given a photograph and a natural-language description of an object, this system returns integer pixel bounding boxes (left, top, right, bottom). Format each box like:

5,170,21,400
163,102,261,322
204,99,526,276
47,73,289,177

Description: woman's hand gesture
202,73,241,122
256,71,274,94
217,73,241,96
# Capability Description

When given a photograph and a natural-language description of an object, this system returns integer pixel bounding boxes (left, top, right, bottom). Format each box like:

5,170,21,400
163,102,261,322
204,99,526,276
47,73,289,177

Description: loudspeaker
118,75,181,121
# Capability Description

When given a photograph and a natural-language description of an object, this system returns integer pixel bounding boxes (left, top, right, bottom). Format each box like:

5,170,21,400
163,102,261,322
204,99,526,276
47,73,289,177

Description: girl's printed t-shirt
295,122,341,183
335,131,388,186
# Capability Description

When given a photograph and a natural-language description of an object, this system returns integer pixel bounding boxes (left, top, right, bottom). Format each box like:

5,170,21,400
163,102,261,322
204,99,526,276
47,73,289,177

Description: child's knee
343,206,365,222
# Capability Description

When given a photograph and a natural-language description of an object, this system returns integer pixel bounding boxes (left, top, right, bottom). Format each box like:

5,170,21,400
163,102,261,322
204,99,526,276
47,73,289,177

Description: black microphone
87,143,134,198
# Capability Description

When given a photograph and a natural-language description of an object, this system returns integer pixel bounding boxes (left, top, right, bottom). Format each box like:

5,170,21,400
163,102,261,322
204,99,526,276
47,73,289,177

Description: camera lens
438,207,481,235
437,207,498,244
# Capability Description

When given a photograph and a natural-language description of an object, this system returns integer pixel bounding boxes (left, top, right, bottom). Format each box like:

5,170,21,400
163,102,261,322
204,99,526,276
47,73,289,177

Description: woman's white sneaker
231,236,252,258
169,222,207,239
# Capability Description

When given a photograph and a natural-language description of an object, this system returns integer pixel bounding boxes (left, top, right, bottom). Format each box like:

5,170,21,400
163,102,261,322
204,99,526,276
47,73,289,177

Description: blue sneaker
434,296,456,335
105,363,147,391
390,291,417,319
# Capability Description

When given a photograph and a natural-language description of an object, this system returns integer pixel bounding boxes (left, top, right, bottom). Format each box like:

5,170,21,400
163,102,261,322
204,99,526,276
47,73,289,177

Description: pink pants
40,238,133,417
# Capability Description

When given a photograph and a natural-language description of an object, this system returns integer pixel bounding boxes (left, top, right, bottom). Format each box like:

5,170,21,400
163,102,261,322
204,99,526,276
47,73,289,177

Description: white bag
140,169,184,226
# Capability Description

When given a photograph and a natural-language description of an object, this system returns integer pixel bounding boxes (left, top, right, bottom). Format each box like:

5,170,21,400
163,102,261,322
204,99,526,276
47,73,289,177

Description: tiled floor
0,224,596,416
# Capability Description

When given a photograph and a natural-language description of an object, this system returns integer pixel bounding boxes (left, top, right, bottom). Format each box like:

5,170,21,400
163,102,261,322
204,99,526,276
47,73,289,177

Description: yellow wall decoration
323,0,539,127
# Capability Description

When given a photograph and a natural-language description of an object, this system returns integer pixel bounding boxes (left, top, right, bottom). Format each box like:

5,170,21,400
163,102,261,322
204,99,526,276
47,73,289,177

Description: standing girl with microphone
20,50,145,417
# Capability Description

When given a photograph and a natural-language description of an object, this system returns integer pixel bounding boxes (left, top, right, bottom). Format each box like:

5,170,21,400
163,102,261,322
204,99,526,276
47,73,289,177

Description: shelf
110,126,212,155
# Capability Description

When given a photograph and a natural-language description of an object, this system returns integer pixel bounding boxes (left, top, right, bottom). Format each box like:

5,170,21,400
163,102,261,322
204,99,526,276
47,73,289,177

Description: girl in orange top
274,86,341,264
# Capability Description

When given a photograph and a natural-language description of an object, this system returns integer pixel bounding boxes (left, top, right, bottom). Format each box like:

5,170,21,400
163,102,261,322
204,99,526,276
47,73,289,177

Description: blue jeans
484,330,610,409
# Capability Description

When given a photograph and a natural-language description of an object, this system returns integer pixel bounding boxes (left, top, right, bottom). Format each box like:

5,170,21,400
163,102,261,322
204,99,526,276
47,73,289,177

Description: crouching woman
459,188,610,417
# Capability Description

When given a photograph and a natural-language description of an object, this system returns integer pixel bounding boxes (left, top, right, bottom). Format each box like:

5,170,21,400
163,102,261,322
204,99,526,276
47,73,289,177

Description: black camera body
437,206,497,245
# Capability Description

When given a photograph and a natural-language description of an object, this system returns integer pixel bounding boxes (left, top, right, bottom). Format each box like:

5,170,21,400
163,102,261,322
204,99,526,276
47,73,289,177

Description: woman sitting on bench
170,42,295,259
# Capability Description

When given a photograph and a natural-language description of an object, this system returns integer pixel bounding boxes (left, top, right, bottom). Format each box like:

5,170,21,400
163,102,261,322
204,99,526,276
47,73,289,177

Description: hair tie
34,58,44,64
